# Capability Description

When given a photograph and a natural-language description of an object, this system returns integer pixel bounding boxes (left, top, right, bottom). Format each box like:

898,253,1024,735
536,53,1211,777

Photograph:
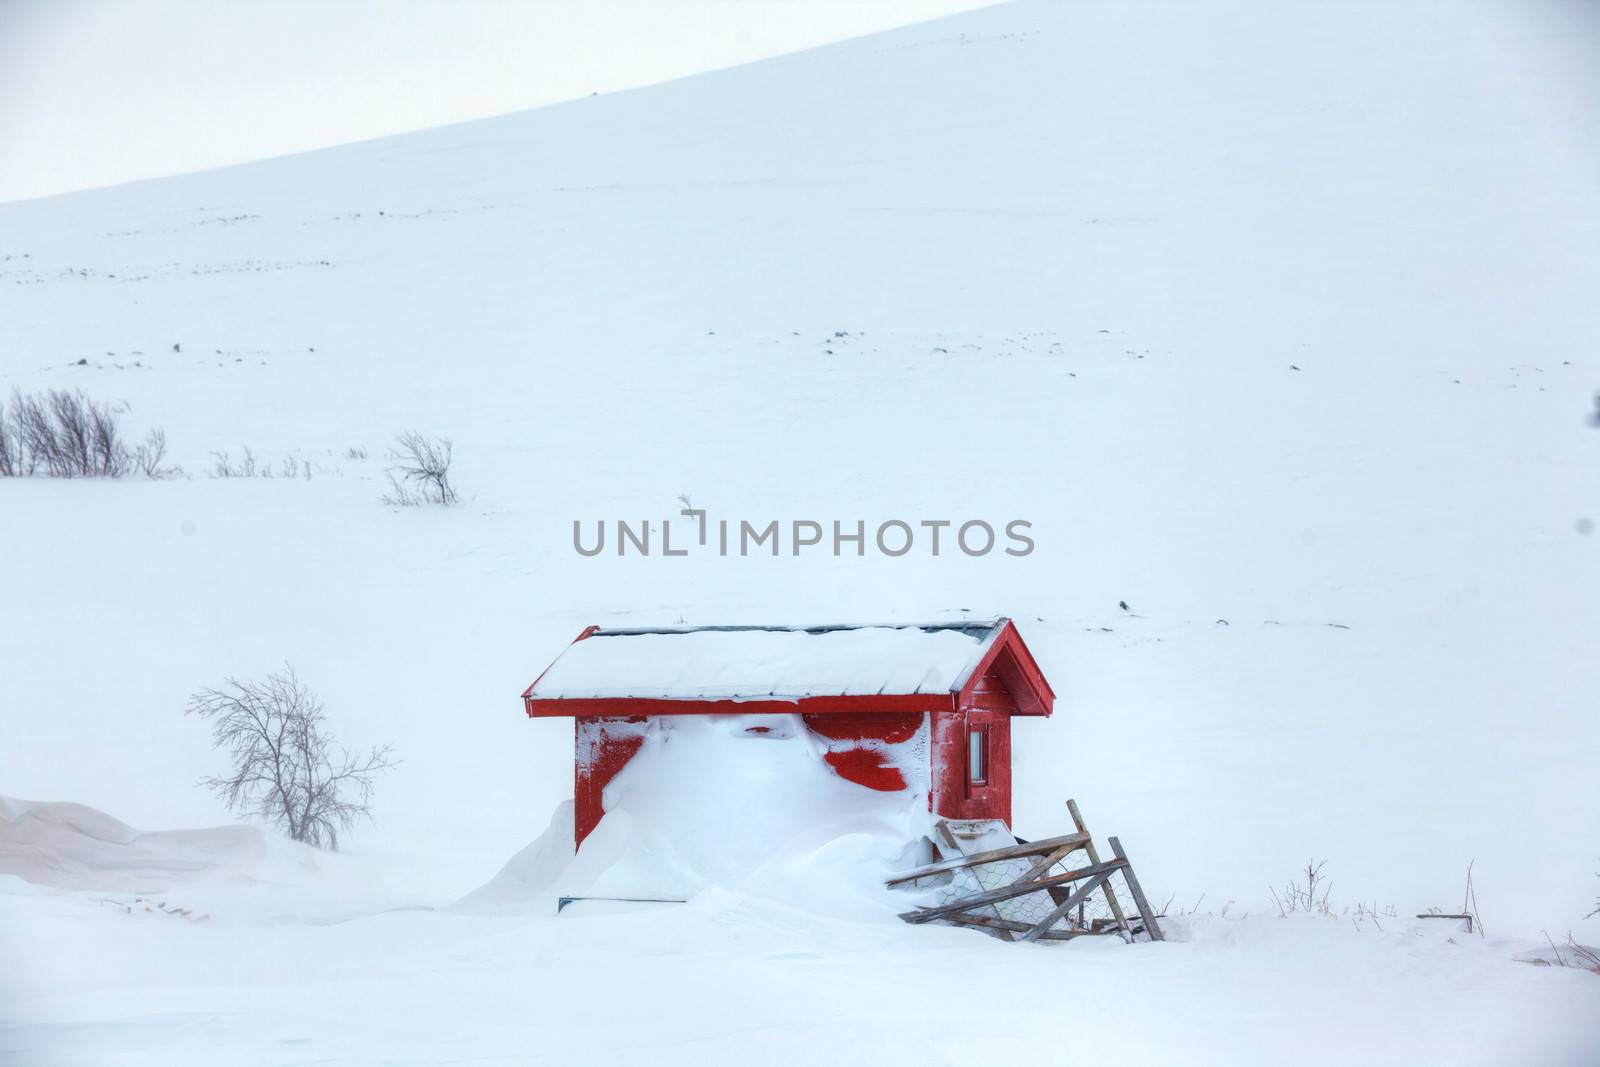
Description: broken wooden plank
939,911,1090,941
884,831,1090,886
899,858,1128,923
1108,836,1163,942
1018,871,1113,943
1016,841,1083,885
1069,798,1131,938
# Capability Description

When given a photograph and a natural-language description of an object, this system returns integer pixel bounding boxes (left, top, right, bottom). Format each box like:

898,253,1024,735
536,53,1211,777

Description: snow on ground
466,714,931,908
2,0,1600,1062
0,796,313,894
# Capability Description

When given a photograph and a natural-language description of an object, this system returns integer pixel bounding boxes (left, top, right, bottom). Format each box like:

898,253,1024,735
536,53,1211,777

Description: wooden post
1068,799,1132,938
1108,835,1164,942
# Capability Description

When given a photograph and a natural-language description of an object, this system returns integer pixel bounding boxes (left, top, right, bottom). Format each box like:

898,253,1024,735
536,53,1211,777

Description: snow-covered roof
526,621,1006,703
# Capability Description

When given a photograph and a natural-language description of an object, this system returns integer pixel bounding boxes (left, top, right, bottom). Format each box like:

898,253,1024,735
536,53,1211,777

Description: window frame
967,724,990,787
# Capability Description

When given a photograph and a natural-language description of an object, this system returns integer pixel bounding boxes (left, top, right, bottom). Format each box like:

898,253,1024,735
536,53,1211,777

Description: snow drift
0,795,317,893
462,714,931,916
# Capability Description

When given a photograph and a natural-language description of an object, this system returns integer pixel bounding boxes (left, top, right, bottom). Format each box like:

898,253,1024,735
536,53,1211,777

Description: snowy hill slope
2,0,1598,980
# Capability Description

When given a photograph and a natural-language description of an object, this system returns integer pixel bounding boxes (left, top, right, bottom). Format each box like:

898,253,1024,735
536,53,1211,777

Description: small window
968,727,988,785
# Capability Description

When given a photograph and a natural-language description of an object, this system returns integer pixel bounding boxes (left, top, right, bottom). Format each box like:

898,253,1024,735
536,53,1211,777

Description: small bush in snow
187,665,395,850
0,401,14,477
1541,932,1600,975
1269,859,1334,916
0,388,177,479
210,447,260,478
132,427,177,478
382,430,457,506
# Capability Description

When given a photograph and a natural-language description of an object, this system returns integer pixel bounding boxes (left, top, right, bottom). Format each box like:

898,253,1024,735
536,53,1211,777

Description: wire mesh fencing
925,846,1125,934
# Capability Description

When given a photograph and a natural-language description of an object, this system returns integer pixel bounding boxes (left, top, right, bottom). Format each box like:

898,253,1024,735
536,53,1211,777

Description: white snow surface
3,0,1599,1062
527,624,993,700
465,714,933,909
0,796,317,893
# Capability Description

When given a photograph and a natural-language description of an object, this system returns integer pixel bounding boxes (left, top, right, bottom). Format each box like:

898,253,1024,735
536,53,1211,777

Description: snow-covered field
3,0,1599,1063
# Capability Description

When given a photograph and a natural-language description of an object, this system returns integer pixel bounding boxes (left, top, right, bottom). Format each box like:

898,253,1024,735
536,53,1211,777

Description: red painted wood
802,712,923,792
929,710,965,817
931,710,1014,823
967,668,1020,712
801,712,922,744
574,716,645,849
531,620,1060,846
528,692,955,719
522,625,600,705
821,749,907,791
955,620,1054,716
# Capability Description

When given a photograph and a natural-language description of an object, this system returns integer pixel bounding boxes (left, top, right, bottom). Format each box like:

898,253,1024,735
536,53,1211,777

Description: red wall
574,717,647,848
572,692,1020,849
573,712,930,849
802,712,922,792
930,666,1016,823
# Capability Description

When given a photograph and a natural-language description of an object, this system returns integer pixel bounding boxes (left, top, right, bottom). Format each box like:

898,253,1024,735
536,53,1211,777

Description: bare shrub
1565,935,1600,974
1541,931,1600,975
132,428,182,478
0,403,14,477
1463,859,1485,935
345,446,367,460
383,430,456,505
187,665,395,850
1269,859,1333,916
210,447,259,478
274,454,314,480
0,388,175,478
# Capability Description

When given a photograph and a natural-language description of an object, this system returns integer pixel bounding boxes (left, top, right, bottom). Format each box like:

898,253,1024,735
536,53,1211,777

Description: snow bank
0,796,317,893
463,715,931,916
453,800,577,912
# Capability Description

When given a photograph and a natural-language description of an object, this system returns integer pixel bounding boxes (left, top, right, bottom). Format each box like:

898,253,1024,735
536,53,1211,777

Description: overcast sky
0,0,994,204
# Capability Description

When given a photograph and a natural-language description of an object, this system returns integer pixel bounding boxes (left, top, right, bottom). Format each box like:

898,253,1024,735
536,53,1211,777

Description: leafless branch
186,665,395,850
0,388,174,478
210,447,260,478
1272,860,1333,916
384,430,456,505
0,400,14,477
1463,859,1486,937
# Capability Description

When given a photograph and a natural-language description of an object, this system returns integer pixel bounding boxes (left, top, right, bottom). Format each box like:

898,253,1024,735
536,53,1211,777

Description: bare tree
187,666,395,850
383,430,457,505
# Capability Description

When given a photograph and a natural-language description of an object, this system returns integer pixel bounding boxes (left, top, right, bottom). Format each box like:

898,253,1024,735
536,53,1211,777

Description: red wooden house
522,618,1055,849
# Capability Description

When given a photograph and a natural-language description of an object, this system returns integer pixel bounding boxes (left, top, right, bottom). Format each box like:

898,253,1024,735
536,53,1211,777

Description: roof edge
587,619,1003,638
525,692,958,718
